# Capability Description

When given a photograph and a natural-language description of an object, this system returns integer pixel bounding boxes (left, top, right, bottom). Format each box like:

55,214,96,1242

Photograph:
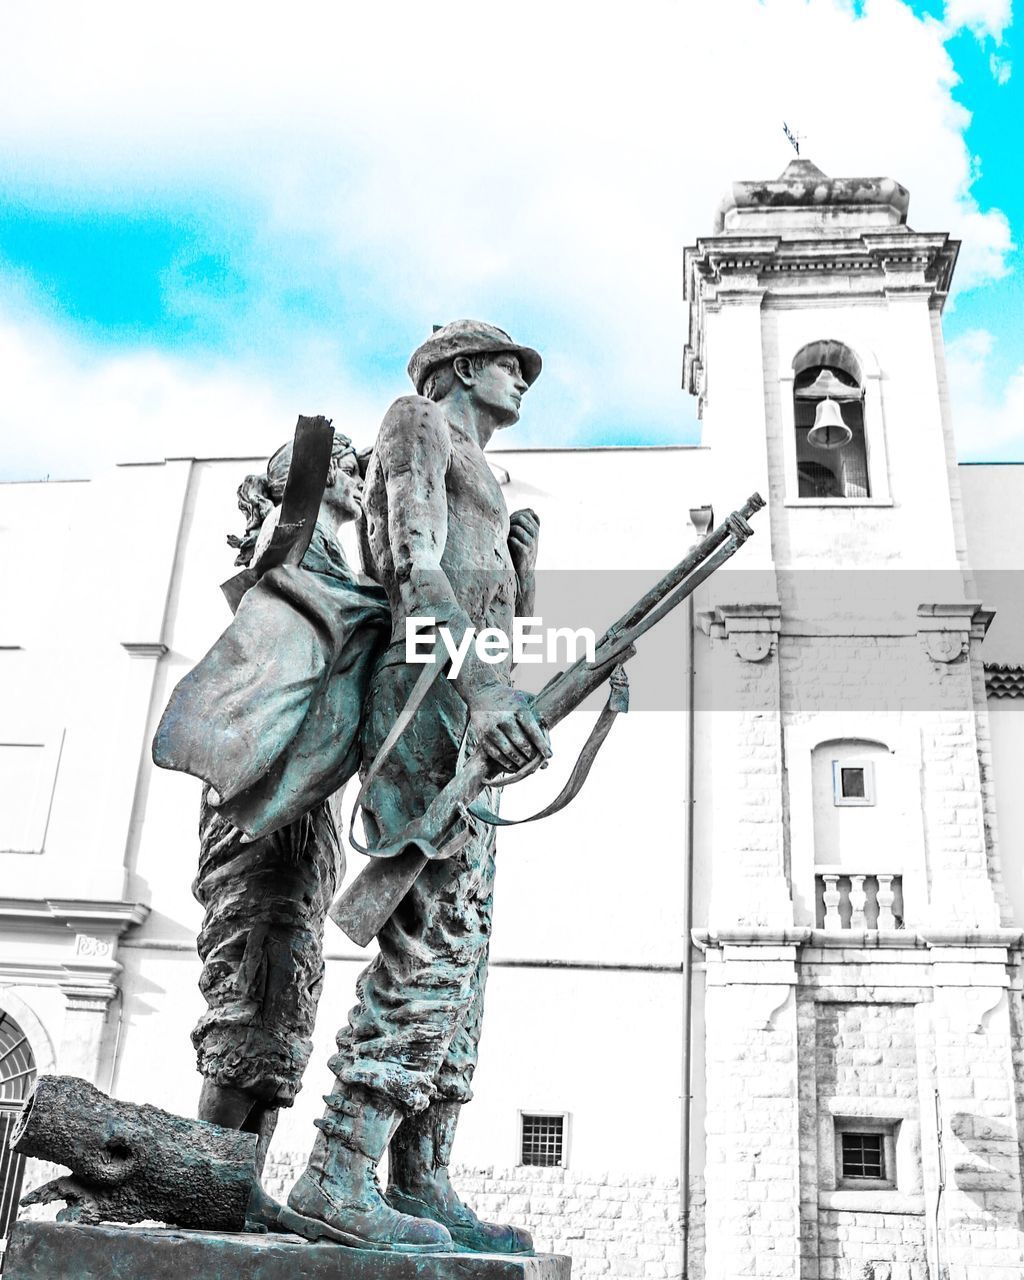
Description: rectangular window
841,1132,885,1180
841,767,865,798
832,759,875,806
0,733,64,853
520,1113,566,1167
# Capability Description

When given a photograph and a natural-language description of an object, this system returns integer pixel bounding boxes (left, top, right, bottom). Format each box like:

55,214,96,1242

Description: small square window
835,1122,897,1190
840,767,865,798
832,759,875,806
841,1132,885,1179
520,1113,566,1167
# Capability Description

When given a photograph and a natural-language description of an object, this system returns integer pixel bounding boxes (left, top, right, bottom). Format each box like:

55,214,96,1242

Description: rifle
331,493,765,946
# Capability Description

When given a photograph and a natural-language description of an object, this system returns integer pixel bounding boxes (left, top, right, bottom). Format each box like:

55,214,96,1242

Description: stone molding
120,641,169,658
685,231,957,292
0,898,150,929
916,601,994,664
696,926,1024,958
700,940,799,1020
0,897,150,1009
818,1190,926,1215
697,602,781,662
683,230,959,398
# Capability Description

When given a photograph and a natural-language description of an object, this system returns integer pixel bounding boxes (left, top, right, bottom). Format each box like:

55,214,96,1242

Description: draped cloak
153,525,391,842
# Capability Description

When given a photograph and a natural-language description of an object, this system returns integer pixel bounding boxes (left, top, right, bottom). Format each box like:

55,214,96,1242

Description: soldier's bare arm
376,396,463,629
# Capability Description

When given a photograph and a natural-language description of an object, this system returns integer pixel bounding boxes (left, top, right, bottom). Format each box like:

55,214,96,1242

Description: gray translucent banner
409,569,1022,712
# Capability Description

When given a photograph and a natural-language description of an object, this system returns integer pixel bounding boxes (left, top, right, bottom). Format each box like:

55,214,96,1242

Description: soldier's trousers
193,789,341,1106
330,652,498,1114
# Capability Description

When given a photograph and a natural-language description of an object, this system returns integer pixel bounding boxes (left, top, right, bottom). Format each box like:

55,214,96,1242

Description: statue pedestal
4,1221,572,1279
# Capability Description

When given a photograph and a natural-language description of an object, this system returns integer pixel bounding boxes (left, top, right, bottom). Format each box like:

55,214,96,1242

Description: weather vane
783,122,801,156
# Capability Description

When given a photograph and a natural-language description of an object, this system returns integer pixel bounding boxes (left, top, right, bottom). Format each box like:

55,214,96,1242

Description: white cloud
0,295,385,479
944,0,1013,42
989,52,1013,82
946,329,1024,459
0,0,1017,477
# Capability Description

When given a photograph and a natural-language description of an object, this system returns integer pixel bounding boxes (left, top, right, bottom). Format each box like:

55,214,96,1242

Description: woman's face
327,451,364,523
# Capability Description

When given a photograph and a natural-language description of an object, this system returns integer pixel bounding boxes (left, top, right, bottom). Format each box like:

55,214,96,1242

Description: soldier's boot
388,1100,534,1254
284,1083,452,1252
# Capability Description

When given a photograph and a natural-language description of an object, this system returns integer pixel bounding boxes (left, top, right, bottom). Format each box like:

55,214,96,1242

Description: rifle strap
467,663,629,829
347,654,453,859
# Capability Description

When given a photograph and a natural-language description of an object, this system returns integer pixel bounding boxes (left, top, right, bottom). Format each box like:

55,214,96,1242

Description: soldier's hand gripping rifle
331,493,766,947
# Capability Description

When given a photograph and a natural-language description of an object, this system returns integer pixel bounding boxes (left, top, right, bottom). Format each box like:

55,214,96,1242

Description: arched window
0,1011,36,1251
793,340,869,500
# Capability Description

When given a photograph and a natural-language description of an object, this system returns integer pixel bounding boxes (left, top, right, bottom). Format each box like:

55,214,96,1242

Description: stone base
3,1221,571,1279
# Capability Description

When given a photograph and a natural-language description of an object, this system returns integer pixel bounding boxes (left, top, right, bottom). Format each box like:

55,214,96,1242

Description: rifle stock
330,492,764,946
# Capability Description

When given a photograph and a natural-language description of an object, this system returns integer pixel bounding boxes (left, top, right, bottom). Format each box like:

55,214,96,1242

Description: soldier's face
469,355,529,425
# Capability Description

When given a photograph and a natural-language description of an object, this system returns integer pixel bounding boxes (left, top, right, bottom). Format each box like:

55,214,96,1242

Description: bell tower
684,162,1023,1280
685,156,965,564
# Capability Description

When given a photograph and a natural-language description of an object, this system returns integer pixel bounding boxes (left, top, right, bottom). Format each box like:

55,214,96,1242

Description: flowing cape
153,526,391,840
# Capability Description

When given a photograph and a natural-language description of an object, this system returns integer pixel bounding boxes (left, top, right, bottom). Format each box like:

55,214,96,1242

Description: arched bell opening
792,341,870,499
0,1009,37,1253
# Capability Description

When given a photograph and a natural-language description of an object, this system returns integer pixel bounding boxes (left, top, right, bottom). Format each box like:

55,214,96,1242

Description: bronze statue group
154,321,550,1254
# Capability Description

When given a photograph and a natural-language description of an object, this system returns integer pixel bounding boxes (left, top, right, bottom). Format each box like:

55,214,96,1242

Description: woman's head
228,427,362,566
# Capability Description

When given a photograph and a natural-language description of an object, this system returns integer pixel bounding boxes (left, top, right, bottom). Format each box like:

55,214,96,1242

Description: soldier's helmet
407,320,542,396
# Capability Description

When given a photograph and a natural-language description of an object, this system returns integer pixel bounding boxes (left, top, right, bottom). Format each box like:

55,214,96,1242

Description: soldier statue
285,321,550,1255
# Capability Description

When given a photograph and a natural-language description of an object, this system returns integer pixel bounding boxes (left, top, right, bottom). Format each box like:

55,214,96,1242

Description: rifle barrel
612,531,747,654
606,493,763,640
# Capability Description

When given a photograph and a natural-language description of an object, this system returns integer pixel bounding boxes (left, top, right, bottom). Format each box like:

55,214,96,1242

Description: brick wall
813,1003,929,1280
1008,973,1024,1200
702,631,790,931
815,1003,918,1103
930,981,1024,1278
703,978,802,1280
815,1213,929,1280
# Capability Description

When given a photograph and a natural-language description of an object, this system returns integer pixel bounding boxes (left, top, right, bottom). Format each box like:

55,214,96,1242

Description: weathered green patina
3,1221,571,1280
13,1075,258,1231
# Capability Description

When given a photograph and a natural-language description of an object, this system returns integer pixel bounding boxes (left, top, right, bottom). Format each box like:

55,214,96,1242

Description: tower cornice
682,230,960,400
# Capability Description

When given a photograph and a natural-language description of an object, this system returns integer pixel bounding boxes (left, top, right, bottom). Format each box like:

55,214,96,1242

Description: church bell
807,397,853,450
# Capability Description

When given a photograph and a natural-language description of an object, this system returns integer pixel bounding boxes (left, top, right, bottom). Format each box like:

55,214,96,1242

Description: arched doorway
0,1010,37,1254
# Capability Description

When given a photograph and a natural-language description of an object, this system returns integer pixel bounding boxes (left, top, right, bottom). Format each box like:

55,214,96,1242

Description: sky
0,0,1020,481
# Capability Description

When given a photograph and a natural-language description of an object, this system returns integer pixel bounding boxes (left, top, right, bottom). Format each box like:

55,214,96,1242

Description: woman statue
154,428,389,1173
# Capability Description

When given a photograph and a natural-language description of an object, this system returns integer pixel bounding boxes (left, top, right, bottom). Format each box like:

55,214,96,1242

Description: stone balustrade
815,872,904,931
